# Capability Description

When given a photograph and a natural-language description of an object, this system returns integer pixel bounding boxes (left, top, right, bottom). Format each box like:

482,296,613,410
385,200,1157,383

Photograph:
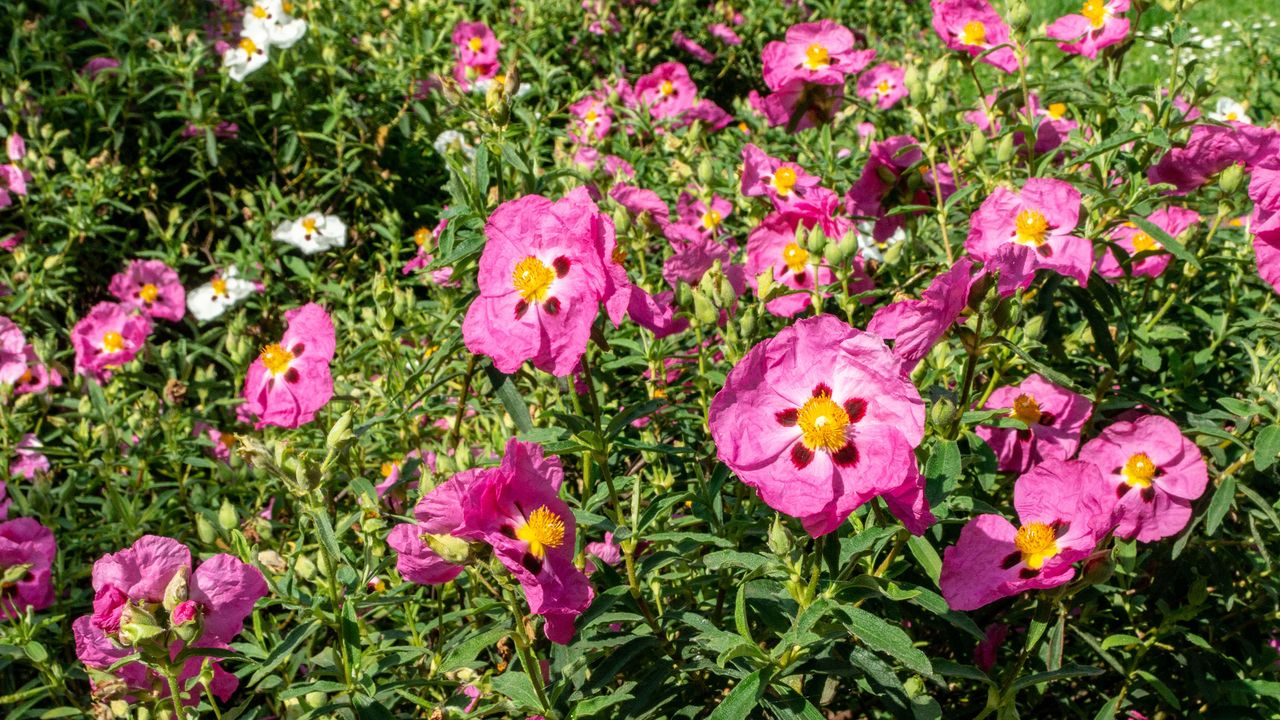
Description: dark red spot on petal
521,554,543,575
284,368,300,384
812,383,832,398
790,444,814,469
775,408,798,427
514,300,529,319
1018,567,1040,579
1016,429,1033,442
544,297,561,316
1000,552,1021,570
292,343,305,356
499,525,517,539
1116,483,1132,499
794,272,806,285
1140,486,1156,503
843,399,867,423
1038,411,1056,426
831,441,858,467
553,257,571,278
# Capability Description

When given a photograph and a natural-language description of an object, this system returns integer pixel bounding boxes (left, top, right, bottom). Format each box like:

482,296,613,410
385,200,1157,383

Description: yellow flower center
804,43,830,70
1010,393,1042,425
772,166,798,195
512,256,555,302
1226,112,1238,121
259,343,294,375
1081,0,1108,28
1014,209,1051,247
877,79,892,95
701,210,723,230
960,21,988,46
515,505,566,559
1047,102,1067,120
381,462,395,478
139,283,159,304
1015,522,1059,570
251,4,268,18
211,277,228,297
796,393,851,452
239,38,258,55
781,242,809,274
467,37,483,52
413,227,429,246
101,331,125,354
282,1,294,13
301,217,318,235
1122,452,1157,488
584,109,599,124
18,369,32,384
1131,231,1158,253
660,80,674,96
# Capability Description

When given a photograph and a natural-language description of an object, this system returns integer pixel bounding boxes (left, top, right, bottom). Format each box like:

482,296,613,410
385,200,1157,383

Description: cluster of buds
116,567,202,652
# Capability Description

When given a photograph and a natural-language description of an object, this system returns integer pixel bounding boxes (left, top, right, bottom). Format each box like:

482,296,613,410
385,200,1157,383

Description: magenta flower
965,178,1091,292
847,135,955,242
1096,207,1201,279
1026,96,1078,155
0,165,27,208
11,434,50,479
663,223,735,289
709,315,929,537
676,192,732,236
6,134,25,162
0,518,56,619
974,623,1009,671
975,374,1093,473
673,30,715,64
80,56,121,78
454,439,593,644
241,303,336,429
192,422,234,465
387,470,474,586
585,532,622,573
1148,124,1280,195
761,21,874,91
930,0,1020,73
569,93,613,144
867,257,975,373
0,316,27,385
1251,158,1280,293
745,202,840,318
462,189,623,376
611,184,671,234
856,63,908,109
14,345,61,397
1046,0,1131,60
626,287,689,338
740,143,821,207
109,259,186,322
75,535,268,704
940,459,1114,611
633,62,699,121
452,21,500,87
71,302,153,382
708,23,742,45
1077,414,1209,542
759,79,843,132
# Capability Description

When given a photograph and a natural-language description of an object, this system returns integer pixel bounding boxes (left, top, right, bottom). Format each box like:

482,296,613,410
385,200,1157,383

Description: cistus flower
1096,207,1201,279
569,92,613,145
187,266,259,322
386,469,475,585
760,79,843,132
867,257,975,373
73,535,268,705
745,197,840,318
0,164,27,209
109,259,186,322
676,192,732,237
462,188,625,376
975,374,1093,473
760,20,874,91
1147,123,1280,195
1077,414,1209,542
241,303,336,429
930,0,1021,73
856,63,908,109
11,434,50,479
1209,97,1251,125
740,144,821,207
847,135,957,242
454,439,594,644
273,213,347,255
222,26,271,82
673,30,715,64
71,302,153,382
241,0,307,49
1249,157,1280,294
710,315,931,537
453,21,501,88
633,62,699,121
965,178,1091,293
0,518,56,619
0,317,28,385
1046,0,1131,59
940,459,1114,611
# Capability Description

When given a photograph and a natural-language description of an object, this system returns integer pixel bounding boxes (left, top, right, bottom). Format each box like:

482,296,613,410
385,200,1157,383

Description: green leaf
707,669,765,720
841,607,932,677
1204,474,1236,536
1010,664,1104,693
249,620,320,687
1255,425,1280,471
492,670,543,712
1091,696,1121,720
1100,634,1141,650
907,535,942,586
484,363,533,433
1131,215,1200,271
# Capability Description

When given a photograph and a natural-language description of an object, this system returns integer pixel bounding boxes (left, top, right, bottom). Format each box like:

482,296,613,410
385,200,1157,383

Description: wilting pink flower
6,134,25,162
740,144,821,207
847,135,954,241
181,121,239,140
462,189,625,376
109,260,186,322
0,518,56,619
662,223,739,289
966,178,1090,292
71,302,153,382
11,434,49,479
454,439,593,644
1148,124,1280,195
930,0,1020,73
761,21,874,91
1077,414,1208,542
1097,207,1201,279
710,315,931,536
708,23,742,45
856,63,908,109
75,535,267,704
974,623,1008,671
760,79,843,132
1046,0,1131,60
0,231,24,252
673,30,715,64
242,303,336,429
975,374,1093,473
452,22,500,88
585,532,622,573
626,287,689,338
633,62,699,121
81,57,121,78
940,459,1114,610
387,470,474,585
611,184,671,234
868,257,974,373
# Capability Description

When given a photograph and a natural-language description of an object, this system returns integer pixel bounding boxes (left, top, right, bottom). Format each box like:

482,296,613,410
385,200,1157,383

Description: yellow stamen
960,21,988,46
239,38,258,55
1010,393,1042,425
1226,112,1238,122
301,217,318,235
1015,522,1059,570
1081,0,1108,28
101,331,125,354
772,166,798,195
1047,103,1067,120
660,80,674,96
701,210,723,230
1122,452,1157,488
877,79,892,95
804,44,830,70
1014,209,1051,247
781,242,809,274
259,343,294,375
413,227,430,246
251,4,268,18
1131,231,1158,253
139,283,159,304
796,393,850,452
211,277,228,297
381,462,396,478
512,256,555,302
282,1,294,13
515,505,566,559
467,37,483,52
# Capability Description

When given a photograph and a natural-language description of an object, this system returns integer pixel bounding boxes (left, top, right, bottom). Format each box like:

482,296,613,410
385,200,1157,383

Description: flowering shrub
1,0,1279,718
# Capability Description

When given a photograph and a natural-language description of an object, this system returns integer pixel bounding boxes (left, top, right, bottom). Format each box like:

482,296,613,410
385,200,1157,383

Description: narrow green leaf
707,670,765,720
842,607,932,677
1204,474,1236,536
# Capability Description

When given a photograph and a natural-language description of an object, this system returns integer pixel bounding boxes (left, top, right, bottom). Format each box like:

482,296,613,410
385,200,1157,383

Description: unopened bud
1005,0,1031,31
196,514,217,544
767,516,792,556
611,206,631,234
995,134,1016,163
294,554,317,580
904,65,925,104
692,289,718,324
806,226,828,255
968,129,987,157
930,397,958,429
697,156,714,187
218,498,238,530
118,603,164,645
425,533,472,565
162,566,189,611
1218,162,1244,194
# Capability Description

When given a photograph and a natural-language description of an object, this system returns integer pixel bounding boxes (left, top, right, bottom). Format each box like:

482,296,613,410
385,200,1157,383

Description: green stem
505,591,551,713
163,666,186,720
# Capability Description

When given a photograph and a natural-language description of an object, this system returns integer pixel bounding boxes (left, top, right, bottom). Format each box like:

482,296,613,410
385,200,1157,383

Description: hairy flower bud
118,603,164,645
162,566,189,612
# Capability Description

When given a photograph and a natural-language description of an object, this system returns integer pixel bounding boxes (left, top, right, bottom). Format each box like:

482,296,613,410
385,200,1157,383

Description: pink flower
0,316,27,385
709,315,930,537
462,189,624,376
6,134,25,162
109,259,186,322
940,459,1114,610
193,422,234,465
965,178,1091,292
856,63,908,109
387,470,474,585
14,345,62,397
663,224,735,288
974,623,1008,671
0,482,8,520
76,536,267,704
0,165,27,208
611,184,671,234
633,62,699,121
81,57,121,78
1077,414,1208,542
626,287,689,338
760,79,843,132
1046,0,1131,60
569,93,613,144
1096,207,1201,279
740,143,821,207
454,439,594,644
847,135,954,242
745,205,839,318
71,302,153,382
708,23,742,45
0,231,25,252
0,518,56,619
673,30,715,64
761,21,874,91
452,21,500,87
930,0,1020,73
974,374,1093,473
1026,96,1078,155
1251,157,1280,293
11,434,50,479
867,257,975,373
463,685,482,713
402,219,460,286
676,192,732,236
1148,124,1280,195
242,303,336,429
585,532,622,572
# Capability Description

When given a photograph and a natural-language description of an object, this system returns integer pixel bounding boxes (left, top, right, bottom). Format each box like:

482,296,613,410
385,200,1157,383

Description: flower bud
196,514,217,544
162,566,189,612
1218,162,1244,194
294,554,317,580
767,516,792,556
1005,0,1031,31
904,64,925,104
218,498,239,530
968,129,987,157
739,307,756,339
806,226,828,255
926,57,948,85
425,533,472,565
118,603,164,645
1022,314,1045,341
611,206,631,235
930,397,958,429
258,550,288,575
995,134,1016,164
992,296,1021,330
692,289,718,324
756,268,776,301
697,156,714,187
171,599,202,643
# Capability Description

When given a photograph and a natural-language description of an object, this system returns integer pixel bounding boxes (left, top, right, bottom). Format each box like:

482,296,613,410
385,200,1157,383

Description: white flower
854,222,906,263
188,266,258,322
1210,97,1251,125
273,214,347,255
223,28,271,82
242,0,307,50
433,130,476,160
